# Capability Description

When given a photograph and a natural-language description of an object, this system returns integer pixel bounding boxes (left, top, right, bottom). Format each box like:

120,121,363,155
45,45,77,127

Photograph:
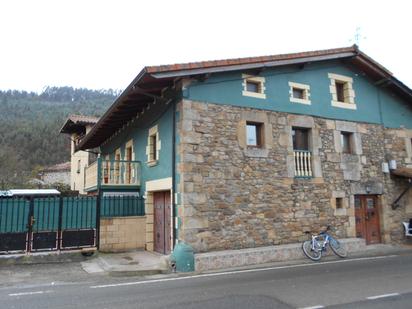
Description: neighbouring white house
60,115,99,194
39,161,71,186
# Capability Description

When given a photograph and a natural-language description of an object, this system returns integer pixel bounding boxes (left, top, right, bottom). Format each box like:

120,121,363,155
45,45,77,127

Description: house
71,45,412,256
60,115,99,194
39,161,71,186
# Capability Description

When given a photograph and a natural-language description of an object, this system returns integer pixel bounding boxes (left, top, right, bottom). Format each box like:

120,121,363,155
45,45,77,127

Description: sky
1,0,411,93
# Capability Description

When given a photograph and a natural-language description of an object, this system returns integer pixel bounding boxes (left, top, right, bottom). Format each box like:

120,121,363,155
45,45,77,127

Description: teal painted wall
184,61,412,129
100,103,174,193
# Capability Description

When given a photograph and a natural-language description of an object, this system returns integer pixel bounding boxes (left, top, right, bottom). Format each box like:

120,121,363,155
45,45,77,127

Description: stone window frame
328,73,357,110
242,74,266,99
285,115,323,179
288,81,311,105
125,139,135,183
333,121,363,181
146,125,161,167
125,139,134,160
237,110,273,158
333,121,362,155
331,191,349,217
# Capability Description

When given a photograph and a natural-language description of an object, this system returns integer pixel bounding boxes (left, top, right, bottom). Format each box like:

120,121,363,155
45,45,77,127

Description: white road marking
299,306,324,309
367,293,400,300
9,290,53,297
90,255,398,289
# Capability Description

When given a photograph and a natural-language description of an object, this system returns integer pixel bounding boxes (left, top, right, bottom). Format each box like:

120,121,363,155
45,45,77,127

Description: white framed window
242,74,266,99
288,82,311,105
246,122,264,148
146,125,161,166
328,73,356,110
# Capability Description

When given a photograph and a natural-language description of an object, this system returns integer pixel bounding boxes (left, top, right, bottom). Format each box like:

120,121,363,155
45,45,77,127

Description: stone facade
177,99,412,253
100,216,146,252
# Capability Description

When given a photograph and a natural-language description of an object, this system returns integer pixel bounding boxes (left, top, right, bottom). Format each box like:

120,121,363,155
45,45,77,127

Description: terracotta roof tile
145,46,358,74
68,114,99,125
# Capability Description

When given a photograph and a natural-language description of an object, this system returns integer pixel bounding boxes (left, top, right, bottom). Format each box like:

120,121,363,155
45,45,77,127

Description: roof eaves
76,67,148,151
149,52,357,79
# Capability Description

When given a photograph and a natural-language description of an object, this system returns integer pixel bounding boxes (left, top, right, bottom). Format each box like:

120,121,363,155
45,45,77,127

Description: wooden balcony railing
84,159,141,190
294,150,313,177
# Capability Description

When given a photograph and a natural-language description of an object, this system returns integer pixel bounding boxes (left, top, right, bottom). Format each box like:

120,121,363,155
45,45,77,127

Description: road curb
0,251,96,266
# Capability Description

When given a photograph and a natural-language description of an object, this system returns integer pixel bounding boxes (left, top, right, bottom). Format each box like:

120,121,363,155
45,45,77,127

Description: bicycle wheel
302,240,322,261
329,237,347,258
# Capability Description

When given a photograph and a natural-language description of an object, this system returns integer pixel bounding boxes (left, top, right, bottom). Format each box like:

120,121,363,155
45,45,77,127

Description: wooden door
153,191,172,254
355,195,381,244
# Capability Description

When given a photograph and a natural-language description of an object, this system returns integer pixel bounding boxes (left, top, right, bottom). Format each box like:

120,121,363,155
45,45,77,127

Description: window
335,81,346,102
246,122,263,147
341,132,353,154
292,127,309,151
114,150,121,184
242,74,266,99
328,73,356,109
103,158,110,184
288,82,311,105
336,198,343,209
292,127,312,178
125,140,133,184
76,159,81,173
147,125,161,165
293,88,304,99
246,80,260,93
149,134,157,161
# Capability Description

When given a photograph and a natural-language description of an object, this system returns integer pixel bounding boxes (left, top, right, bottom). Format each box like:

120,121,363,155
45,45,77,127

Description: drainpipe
172,99,177,249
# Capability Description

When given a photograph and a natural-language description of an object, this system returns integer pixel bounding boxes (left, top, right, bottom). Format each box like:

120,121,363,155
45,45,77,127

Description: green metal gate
0,195,145,254
0,197,97,253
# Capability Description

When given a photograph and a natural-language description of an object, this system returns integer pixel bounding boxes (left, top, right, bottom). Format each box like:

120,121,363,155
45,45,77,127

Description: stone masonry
177,99,412,253
100,216,146,252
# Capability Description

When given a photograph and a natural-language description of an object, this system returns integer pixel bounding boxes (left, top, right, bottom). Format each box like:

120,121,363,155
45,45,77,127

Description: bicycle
302,226,348,261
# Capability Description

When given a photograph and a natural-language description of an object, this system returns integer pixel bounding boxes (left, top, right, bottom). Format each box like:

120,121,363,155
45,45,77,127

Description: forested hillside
0,87,120,188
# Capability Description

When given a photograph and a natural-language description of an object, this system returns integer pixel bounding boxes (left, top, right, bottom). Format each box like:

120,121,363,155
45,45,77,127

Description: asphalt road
1,253,412,309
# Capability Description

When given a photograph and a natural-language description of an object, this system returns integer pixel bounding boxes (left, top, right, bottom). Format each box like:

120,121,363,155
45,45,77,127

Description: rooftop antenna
350,27,366,47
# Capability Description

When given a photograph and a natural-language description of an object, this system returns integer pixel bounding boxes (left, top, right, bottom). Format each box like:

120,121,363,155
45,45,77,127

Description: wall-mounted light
382,162,389,173
389,160,397,170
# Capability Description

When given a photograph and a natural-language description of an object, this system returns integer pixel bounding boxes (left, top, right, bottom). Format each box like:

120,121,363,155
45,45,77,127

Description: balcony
84,159,141,191
294,150,313,178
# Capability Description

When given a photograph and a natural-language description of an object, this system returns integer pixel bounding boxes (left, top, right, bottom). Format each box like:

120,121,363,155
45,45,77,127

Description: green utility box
170,242,195,272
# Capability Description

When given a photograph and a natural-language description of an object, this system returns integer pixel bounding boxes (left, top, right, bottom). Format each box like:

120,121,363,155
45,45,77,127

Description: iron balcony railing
294,150,313,178
84,159,141,190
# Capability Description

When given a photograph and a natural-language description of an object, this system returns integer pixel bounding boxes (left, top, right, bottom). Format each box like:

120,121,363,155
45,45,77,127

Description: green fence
0,196,144,234
0,195,144,253
0,199,29,233
62,197,97,229
101,196,145,217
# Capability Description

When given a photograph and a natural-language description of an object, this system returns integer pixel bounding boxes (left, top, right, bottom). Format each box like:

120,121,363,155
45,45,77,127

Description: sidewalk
81,251,170,276
0,241,410,278
80,239,411,275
